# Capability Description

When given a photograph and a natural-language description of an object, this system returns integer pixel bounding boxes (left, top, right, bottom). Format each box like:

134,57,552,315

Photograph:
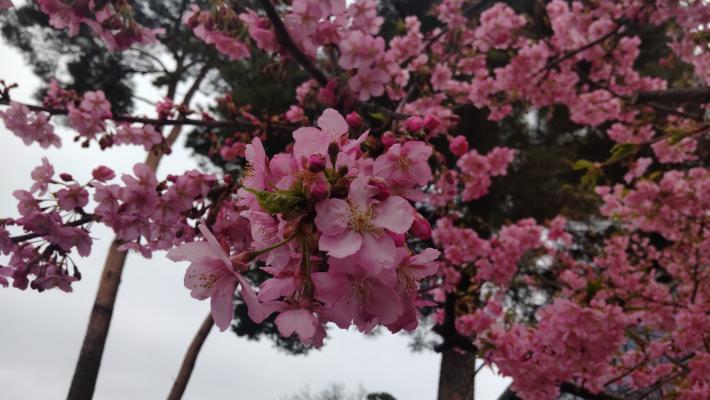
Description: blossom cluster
168,109,441,344
1,1,708,399
34,0,163,50
2,83,168,151
1,158,223,291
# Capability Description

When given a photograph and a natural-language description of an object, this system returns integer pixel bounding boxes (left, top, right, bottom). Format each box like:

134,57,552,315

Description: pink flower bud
59,173,73,182
404,116,424,132
346,111,363,128
220,145,240,161
382,131,396,148
369,177,389,201
308,154,327,173
386,229,406,247
92,166,116,182
423,115,440,130
411,213,432,240
308,180,330,201
449,135,469,157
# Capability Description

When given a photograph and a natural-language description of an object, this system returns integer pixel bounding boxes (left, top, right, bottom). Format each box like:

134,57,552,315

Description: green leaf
571,159,595,171
608,143,638,163
367,111,386,122
668,132,686,145
580,167,602,189
244,188,306,214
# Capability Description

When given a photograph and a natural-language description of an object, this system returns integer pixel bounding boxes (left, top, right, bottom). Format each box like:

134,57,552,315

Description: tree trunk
166,314,214,400
437,349,477,400
65,62,211,400
66,240,127,400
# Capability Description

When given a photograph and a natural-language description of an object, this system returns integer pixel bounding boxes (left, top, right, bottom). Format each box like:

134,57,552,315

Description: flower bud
382,131,396,148
369,177,389,201
449,135,469,157
220,145,239,161
386,229,406,247
423,115,440,130
328,142,340,167
411,213,432,240
59,173,74,182
346,111,363,128
92,166,116,182
308,180,330,202
404,116,424,132
308,154,327,173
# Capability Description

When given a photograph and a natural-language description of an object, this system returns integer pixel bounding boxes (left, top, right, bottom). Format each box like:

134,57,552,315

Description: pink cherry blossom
167,224,256,331
373,141,432,187
312,255,402,332
315,176,414,270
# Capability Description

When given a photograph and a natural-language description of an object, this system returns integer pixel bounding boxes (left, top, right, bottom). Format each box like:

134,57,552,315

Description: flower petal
317,108,348,139
356,232,396,271
314,198,349,235
372,196,414,234
209,276,238,331
319,230,362,258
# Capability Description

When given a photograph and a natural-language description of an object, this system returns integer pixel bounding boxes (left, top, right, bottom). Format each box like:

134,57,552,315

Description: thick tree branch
633,87,710,106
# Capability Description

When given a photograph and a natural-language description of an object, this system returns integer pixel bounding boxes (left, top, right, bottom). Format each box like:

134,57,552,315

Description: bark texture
437,349,477,400
66,240,128,400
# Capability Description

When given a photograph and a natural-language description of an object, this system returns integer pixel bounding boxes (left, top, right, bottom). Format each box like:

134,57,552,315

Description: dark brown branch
536,22,624,76
254,0,410,121
166,314,214,400
633,87,710,106
0,98,293,131
257,0,329,86
11,215,97,244
560,383,629,400
575,69,706,121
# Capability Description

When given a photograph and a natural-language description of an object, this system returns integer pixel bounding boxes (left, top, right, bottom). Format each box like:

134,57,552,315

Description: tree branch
256,0,329,86
166,314,214,400
560,383,629,400
0,98,293,132
633,87,710,106
10,215,97,244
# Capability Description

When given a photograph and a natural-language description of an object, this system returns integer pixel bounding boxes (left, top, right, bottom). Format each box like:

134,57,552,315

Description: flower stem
251,234,296,258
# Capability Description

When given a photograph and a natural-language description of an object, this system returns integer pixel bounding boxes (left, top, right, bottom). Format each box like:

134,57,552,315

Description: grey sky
0,4,510,398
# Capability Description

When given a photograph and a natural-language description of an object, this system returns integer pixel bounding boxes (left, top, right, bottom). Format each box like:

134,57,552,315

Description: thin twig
0,98,293,131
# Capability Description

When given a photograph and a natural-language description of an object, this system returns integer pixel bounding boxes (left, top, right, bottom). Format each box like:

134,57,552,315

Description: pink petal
184,259,231,300
356,232,396,271
372,196,414,234
317,108,348,139
293,127,331,159
236,274,279,323
198,223,232,268
348,176,376,209
209,276,238,331
314,198,349,235
275,308,318,340
318,229,362,258
258,277,297,301
166,241,212,263
410,248,441,265
361,276,402,326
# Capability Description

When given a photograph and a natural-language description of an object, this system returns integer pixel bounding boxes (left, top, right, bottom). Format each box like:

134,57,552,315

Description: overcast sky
0,3,510,399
